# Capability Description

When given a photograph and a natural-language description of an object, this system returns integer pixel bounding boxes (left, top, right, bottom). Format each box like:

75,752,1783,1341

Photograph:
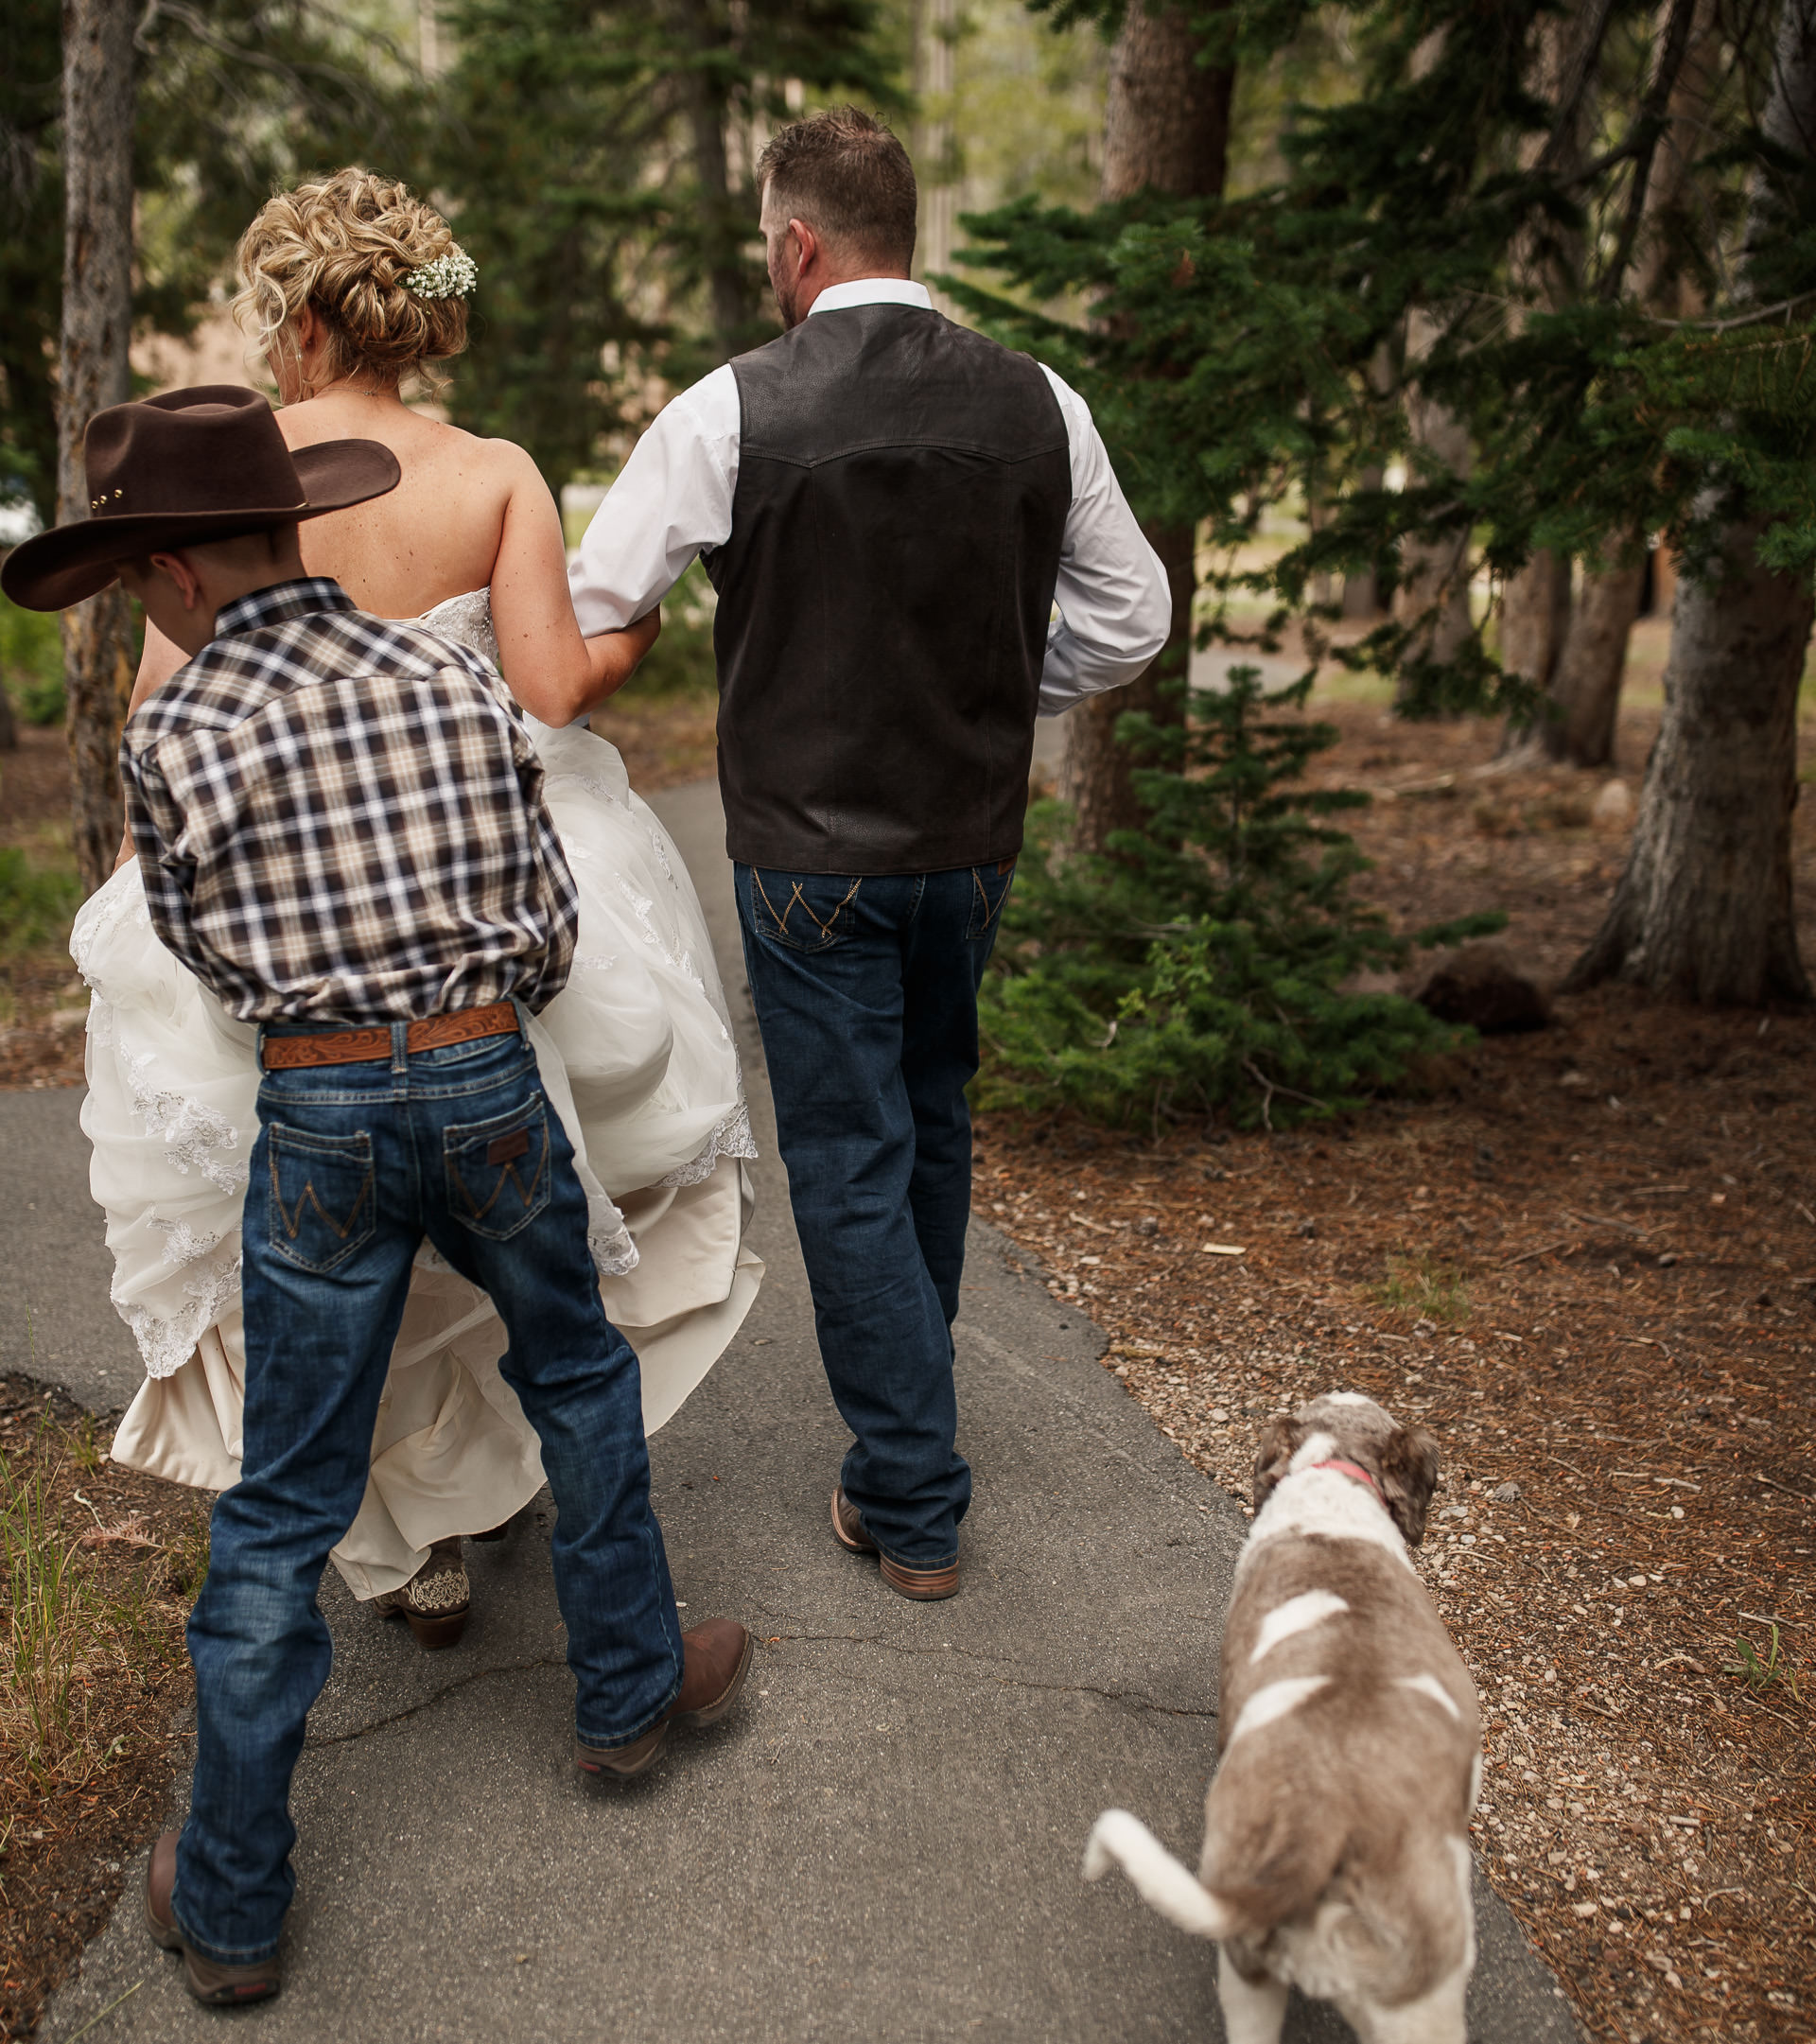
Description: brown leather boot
144,1830,281,2006
575,1618,753,1784
830,1485,960,1600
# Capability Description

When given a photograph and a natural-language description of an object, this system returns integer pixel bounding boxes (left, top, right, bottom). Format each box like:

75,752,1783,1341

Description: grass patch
631,563,717,700
0,1377,205,2037
0,595,64,728
0,847,81,960
1366,1251,1470,1323
1725,1625,1801,1701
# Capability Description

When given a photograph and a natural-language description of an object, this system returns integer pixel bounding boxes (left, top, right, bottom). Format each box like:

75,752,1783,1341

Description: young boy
2,387,750,2006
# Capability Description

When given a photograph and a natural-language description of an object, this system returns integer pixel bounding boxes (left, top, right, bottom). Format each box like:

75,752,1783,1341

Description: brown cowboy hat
0,385,400,612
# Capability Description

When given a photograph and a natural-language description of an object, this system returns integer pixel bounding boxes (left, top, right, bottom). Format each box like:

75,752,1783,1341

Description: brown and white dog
1084,1392,1482,2044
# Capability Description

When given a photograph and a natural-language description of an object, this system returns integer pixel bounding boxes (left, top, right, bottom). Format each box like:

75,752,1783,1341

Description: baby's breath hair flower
405,247,478,301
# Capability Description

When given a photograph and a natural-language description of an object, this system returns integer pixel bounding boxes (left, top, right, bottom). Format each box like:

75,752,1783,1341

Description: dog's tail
1082,1809,1231,1941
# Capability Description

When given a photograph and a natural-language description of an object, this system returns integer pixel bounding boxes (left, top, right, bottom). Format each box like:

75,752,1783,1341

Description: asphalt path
12,760,1578,2042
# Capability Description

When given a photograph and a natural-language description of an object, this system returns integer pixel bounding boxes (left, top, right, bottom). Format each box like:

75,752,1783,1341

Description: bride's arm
113,622,188,868
488,445,660,724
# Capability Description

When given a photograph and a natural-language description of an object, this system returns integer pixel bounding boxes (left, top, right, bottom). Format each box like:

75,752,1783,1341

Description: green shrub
978,666,1503,1130
0,847,81,958
631,564,717,699
0,594,64,726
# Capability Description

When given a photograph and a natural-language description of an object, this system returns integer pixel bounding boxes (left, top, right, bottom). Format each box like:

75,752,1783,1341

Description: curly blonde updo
233,167,470,395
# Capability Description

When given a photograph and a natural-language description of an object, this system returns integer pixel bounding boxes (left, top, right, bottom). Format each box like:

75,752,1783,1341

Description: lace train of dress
82,589,760,1598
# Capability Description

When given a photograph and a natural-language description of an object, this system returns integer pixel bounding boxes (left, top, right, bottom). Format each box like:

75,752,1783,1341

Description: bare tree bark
1060,0,1232,852
58,0,137,899
1496,6,1596,715
1392,308,1474,690
668,0,749,364
1505,0,1720,768
1566,0,1816,1004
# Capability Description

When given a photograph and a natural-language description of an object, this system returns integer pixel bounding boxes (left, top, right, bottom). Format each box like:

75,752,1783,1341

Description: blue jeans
172,1023,683,1966
735,861,1014,1568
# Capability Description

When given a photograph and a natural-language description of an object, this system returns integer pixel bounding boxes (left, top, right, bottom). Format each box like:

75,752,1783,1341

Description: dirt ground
3,668,1813,2041
977,681,1816,2044
0,1376,205,2042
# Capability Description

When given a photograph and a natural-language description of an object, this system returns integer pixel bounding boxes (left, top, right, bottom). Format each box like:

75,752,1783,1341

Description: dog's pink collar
1308,1457,1381,1498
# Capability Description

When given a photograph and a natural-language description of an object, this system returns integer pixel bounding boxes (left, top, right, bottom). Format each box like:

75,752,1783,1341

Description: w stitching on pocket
443,1105,552,1241
270,1150,374,1245
969,864,1013,938
753,871,861,948
447,1135,548,1225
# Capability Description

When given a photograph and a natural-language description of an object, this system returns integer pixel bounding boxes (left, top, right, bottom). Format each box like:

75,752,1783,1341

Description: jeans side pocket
267,1127,375,1274
444,1101,552,1242
966,862,1015,940
748,868,863,953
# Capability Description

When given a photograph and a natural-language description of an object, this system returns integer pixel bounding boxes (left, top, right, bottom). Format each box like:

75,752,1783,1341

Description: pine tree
953,0,1816,1008
979,667,1499,1127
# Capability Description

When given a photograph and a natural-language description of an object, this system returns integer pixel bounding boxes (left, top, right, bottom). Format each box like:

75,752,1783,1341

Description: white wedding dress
74,588,761,1598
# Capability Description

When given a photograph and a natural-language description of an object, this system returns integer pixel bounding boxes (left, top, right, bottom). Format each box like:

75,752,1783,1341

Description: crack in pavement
304,1654,570,1748
743,1622,1221,1720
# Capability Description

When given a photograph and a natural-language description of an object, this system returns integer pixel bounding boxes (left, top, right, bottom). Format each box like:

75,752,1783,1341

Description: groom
571,107,1168,1599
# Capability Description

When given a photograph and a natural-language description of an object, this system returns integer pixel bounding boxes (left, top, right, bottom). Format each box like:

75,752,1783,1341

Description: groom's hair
757,108,917,271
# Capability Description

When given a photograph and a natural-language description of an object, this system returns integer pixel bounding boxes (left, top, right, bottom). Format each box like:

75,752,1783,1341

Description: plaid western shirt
119,578,578,1024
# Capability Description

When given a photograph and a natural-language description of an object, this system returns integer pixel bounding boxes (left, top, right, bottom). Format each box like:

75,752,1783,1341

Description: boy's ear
145,550,206,609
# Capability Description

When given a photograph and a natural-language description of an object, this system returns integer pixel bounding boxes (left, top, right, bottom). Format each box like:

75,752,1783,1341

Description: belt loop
509,993,529,1042
253,1022,268,1075
391,1021,409,1074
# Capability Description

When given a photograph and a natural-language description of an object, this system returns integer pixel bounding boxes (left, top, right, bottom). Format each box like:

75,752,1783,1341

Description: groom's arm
568,367,742,634
1037,368,1173,717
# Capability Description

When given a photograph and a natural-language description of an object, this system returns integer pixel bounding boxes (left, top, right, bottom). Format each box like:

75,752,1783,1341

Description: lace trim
616,879,703,992
587,1193,639,1277
118,1248,244,1382
118,1045,247,1194
655,1096,758,1188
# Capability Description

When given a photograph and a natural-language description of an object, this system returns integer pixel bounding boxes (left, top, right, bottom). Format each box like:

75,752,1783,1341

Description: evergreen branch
1597,0,1704,302
1644,288,1816,329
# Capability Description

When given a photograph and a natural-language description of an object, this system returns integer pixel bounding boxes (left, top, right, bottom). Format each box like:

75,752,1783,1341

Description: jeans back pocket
748,869,862,953
444,1103,551,1241
267,1126,375,1274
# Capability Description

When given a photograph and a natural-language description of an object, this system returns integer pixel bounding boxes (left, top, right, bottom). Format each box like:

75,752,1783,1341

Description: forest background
2,9,1815,2044
6,0,1816,1116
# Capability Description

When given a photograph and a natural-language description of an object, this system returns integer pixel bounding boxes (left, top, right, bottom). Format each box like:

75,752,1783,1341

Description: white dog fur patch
1249,1589,1349,1664
1228,1675,1330,1746
1397,1671,1462,1721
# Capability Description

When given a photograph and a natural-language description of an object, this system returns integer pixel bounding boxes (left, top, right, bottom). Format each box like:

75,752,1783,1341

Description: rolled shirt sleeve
568,365,742,634
1037,366,1173,717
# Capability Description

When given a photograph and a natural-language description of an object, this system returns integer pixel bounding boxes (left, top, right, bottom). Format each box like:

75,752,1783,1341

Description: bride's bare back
275,393,518,618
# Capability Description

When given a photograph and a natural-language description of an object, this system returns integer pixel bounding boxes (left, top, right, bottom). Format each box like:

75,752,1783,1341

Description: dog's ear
1378,1424,1441,1546
1252,1415,1303,1512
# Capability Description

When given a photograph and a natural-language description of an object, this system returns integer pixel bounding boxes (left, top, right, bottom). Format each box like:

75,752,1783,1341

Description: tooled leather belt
259,1001,520,1072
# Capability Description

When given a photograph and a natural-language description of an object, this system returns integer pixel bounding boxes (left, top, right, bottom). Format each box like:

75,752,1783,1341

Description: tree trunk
667,0,746,363
1392,309,1474,692
1566,0,1816,1004
58,0,137,899
1060,0,1232,851
1563,515,1810,1001
1532,553,1646,766
1498,549,1571,698
0,684,16,752
1504,0,1721,766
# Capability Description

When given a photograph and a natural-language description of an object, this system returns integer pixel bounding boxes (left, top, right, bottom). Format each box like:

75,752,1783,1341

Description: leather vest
705,304,1071,874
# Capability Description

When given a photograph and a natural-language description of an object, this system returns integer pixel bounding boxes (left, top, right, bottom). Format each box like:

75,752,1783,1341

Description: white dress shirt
568,278,1171,716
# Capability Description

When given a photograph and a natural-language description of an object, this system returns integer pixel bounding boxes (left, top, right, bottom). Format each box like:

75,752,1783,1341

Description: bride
78,167,760,1646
